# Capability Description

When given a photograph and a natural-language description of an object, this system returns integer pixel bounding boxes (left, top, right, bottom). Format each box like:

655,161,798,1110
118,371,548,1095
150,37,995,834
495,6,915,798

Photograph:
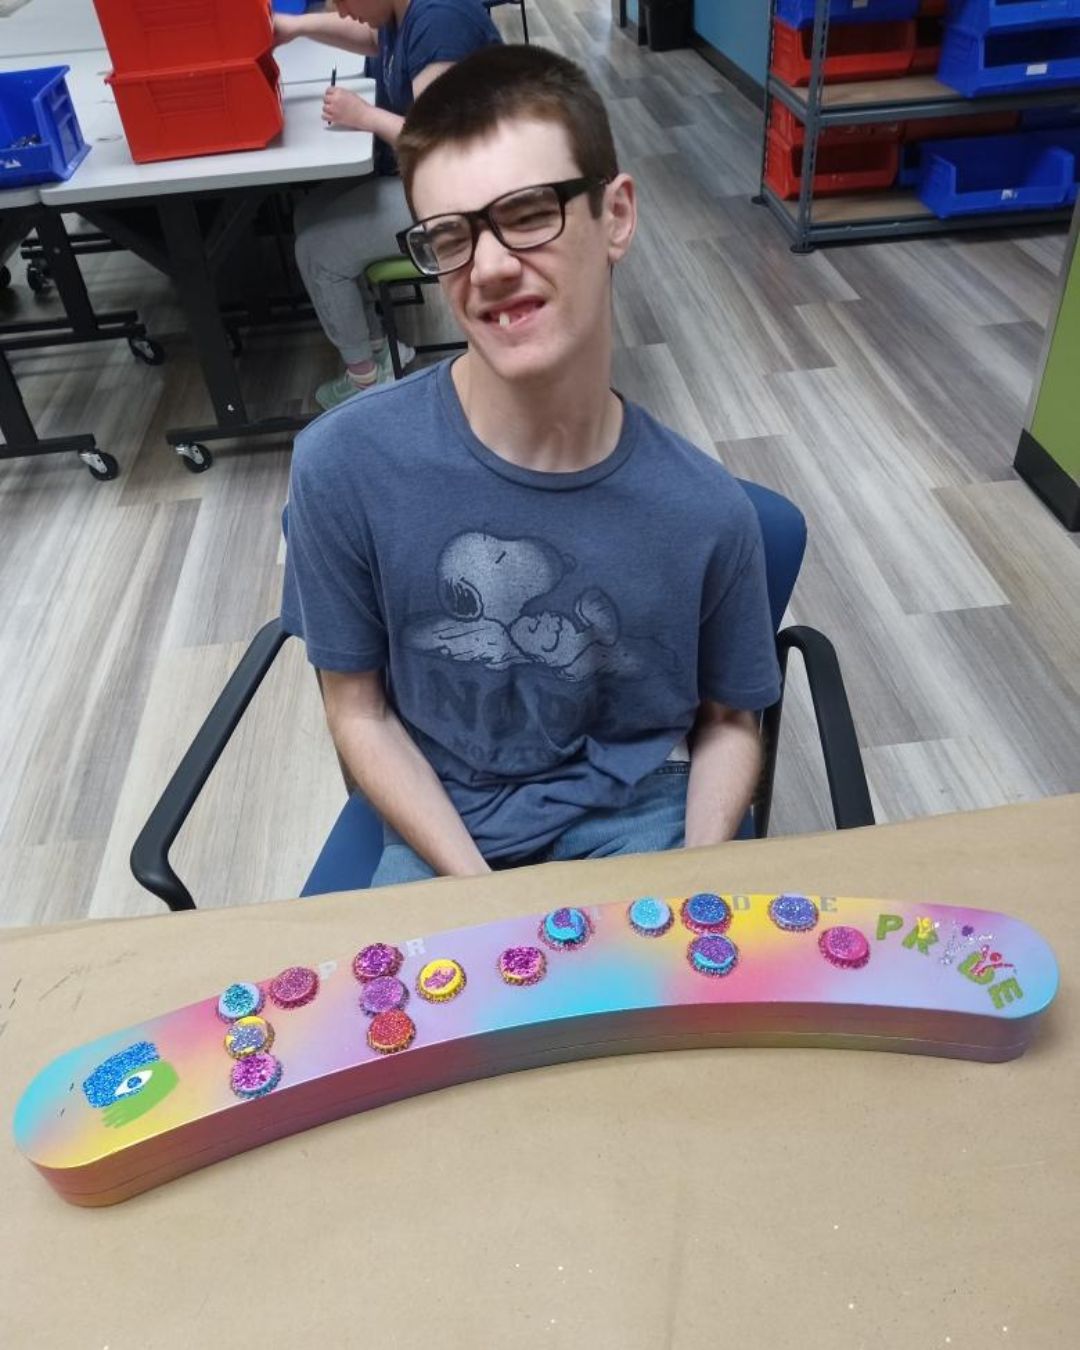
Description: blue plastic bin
917,132,1074,214
776,0,919,25
947,0,1080,33
1020,102,1080,128
1034,125,1080,198
0,66,89,188
939,23,1080,93
271,0,320,12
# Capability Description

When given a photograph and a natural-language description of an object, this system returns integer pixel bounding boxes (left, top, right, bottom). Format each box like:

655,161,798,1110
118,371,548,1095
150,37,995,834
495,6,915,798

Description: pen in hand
326,66,336,127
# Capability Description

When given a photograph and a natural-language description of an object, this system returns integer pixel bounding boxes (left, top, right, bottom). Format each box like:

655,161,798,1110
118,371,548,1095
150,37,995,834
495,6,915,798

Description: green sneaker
314,367,380,411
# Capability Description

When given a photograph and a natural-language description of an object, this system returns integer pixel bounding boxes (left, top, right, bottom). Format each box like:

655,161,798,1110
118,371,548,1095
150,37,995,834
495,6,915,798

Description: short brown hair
397,45,618,216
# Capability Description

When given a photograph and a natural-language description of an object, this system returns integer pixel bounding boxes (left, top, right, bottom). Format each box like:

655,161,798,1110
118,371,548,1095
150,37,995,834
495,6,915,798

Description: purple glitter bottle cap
768,894,819,933
818,926,871,970
230,1052,283,1100
498,946,547,986
539,907,591,950
268,966,319,1009
216,981,264,1023
360,976,409,1016
352,943,403,982
628,897,674,937
688,934,739,977
680,893,732,935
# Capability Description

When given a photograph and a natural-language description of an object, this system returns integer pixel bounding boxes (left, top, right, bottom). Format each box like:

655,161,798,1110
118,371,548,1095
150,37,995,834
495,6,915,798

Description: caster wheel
0,264,11,290
26,262,52,294
128,334,166,366
176,442,213,473
80,450,120,481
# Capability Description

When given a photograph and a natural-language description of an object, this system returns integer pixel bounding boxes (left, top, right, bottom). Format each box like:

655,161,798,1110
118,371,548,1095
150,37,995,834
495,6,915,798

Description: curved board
14,891,1058,1206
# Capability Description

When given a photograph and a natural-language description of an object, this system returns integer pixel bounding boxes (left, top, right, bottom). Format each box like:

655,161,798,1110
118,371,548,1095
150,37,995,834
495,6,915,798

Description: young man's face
409,117,636,385
334,0,392,24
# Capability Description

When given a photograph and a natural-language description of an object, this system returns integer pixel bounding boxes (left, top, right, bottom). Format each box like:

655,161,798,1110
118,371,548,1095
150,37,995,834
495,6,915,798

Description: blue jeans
369,763,689,889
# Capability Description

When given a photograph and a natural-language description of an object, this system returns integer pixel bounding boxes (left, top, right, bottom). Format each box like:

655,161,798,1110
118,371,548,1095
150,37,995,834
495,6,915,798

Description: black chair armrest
130,619,291,911
758,624,875,836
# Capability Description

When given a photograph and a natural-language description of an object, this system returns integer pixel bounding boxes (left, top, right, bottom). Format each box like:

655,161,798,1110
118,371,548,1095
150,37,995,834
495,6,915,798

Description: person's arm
684,700,763,847
273,10,379,56
321,61,453,144
321,668,491,878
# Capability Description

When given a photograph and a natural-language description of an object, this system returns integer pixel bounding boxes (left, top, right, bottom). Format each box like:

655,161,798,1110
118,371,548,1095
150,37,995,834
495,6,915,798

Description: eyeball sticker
82,1041,179,1129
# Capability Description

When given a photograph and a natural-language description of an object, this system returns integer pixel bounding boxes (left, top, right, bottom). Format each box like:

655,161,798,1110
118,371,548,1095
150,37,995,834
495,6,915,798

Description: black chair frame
131,619,874,912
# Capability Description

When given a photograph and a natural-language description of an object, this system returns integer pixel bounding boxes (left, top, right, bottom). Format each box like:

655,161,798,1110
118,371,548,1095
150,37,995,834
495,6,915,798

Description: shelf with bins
758,0,1080,250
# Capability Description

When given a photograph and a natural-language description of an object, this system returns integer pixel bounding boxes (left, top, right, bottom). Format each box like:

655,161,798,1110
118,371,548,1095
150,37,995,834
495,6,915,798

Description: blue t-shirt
282,361,782,860
371,0,501,174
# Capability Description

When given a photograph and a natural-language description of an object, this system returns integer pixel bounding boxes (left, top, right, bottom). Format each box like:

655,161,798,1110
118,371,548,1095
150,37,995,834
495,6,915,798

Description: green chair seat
364,256,424,286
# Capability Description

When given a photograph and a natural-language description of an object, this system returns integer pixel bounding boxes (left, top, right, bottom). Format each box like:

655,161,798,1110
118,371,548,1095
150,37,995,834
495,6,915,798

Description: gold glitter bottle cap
416,958,466,1003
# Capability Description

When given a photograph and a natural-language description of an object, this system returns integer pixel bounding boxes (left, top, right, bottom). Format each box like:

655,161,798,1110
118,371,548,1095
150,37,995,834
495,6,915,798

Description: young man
282,45,781,888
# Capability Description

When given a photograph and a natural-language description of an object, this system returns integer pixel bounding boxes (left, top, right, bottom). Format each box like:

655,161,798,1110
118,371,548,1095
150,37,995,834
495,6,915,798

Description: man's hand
323,87,373,130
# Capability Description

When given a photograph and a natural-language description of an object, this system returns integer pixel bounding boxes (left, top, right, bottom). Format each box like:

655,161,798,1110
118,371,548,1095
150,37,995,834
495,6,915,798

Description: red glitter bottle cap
367,1009,416,1055
268,966,319,1009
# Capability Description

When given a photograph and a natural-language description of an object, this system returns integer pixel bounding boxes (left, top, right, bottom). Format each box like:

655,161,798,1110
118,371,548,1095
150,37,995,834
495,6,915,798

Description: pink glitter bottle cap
229,1052,283,1099
497,946,547,987
268,966,319,1009
818,926,871,970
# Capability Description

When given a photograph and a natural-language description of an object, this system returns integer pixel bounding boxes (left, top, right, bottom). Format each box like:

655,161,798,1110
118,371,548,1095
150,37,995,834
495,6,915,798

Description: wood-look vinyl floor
1,2,1078,925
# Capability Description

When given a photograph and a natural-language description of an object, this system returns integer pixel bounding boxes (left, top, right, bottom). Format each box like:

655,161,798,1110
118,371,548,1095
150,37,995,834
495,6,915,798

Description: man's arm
273,10,379,56
321,669,491,878
684,700,763,847
321,61,453,144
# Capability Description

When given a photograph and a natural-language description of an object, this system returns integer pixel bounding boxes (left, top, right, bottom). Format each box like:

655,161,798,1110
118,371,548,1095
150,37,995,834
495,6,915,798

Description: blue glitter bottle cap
768,893,819,933
216,981,264,1023
628,897,674,937
539,907,591,950
688,934,739,978
680,893,732,935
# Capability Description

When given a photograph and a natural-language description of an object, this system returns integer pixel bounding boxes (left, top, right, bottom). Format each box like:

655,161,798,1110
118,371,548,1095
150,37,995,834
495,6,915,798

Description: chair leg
520,0,529,42
378,281,404,379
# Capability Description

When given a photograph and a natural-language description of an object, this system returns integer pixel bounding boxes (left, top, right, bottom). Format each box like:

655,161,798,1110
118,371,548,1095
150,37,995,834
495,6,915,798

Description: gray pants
294,174,412,365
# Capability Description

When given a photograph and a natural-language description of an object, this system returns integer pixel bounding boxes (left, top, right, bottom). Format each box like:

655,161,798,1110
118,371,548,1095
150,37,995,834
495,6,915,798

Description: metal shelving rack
756,0,1080,251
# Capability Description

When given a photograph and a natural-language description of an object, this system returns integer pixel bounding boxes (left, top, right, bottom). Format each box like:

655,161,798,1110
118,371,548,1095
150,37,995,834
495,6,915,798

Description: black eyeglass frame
396,176,608,276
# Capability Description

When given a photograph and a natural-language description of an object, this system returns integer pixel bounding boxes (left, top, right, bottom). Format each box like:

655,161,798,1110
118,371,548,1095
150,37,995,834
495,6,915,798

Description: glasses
397,177,606,277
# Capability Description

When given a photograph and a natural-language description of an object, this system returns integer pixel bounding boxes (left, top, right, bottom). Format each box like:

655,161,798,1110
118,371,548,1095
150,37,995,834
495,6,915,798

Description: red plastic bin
92,0,273,74
107,53,283,163
765,127,900,197
771,103,902,143
771,18,918,85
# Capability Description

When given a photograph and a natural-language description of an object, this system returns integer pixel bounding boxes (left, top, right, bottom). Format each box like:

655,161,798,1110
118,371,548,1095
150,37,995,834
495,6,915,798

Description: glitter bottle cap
628,897,674,937
417,958,466,1003
497,946,547,986
367,1009,415,1054
230,1052,282,1099
818,926,871,970
688,934,739,977
216,981,264,1023
539,906,591,950
224,1016,274,1059
352,943,403,982
360,976,409,1016
680,893,732,935
768,893,819,933
268,966,319,1009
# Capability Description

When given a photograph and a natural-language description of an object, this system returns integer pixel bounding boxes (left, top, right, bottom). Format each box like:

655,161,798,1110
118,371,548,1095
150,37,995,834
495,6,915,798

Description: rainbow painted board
15,891,1058,1206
